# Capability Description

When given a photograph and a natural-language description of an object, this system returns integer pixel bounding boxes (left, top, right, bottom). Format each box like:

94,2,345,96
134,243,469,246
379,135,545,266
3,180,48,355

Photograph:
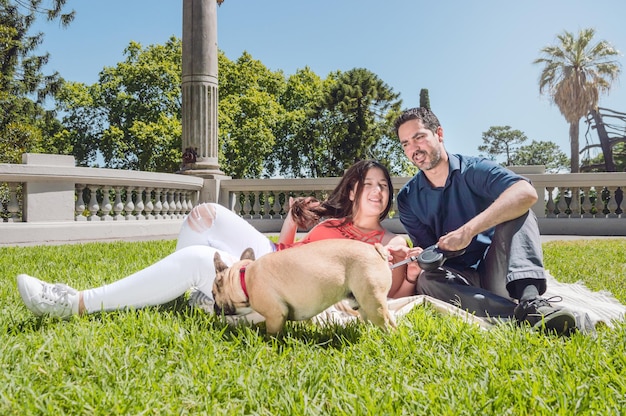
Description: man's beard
414,148,442,171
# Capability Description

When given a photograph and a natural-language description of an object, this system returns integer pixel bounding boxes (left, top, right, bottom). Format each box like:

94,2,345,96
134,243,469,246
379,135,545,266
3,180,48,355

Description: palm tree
534,28,621,172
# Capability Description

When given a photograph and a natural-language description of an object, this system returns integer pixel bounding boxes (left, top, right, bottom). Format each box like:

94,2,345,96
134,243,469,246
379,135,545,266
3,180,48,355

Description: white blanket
225,271,626,332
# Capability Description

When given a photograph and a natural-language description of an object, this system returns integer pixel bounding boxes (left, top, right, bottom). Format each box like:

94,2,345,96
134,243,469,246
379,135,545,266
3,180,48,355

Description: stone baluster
168,190,176,219
262,191,272,219
75,184,87,221
6,183,21,222
569,187,581,217
252,191,262,219
112,187,125,220
581,187,593,218
606,186,619,218
232,191,243,215
181,191,189,216
135,187,146,220
124,186,136,221
87,186,100,221
144,188,155,220
175,191,183,218
186,191,195,213
282,193,291,219
242,192,253,219
545,187,556,218
153,189,163,220
593,186,605,218
161,190,170,219
189,190,197,211
271,192,281,219
556,187,569,218
100,186,113,221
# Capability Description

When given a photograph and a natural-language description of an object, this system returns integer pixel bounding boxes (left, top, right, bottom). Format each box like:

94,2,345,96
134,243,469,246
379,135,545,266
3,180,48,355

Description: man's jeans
415,211,546,318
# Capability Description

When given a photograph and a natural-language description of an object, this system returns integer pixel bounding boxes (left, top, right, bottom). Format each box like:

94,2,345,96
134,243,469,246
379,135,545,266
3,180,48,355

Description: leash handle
390,255,419,269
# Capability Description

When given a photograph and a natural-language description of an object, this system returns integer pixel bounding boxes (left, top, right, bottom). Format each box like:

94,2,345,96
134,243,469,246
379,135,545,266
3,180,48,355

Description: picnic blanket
225,271,626,333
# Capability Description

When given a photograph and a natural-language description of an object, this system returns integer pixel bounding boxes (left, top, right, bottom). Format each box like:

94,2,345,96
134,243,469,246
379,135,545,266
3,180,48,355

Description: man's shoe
17,274,79,319
514,296,577,336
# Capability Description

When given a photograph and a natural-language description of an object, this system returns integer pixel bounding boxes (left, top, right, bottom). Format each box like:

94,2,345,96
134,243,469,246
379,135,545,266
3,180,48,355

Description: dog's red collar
239,266,249,299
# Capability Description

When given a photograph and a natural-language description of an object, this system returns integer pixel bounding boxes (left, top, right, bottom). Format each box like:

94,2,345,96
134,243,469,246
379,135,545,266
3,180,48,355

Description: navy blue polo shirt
397,153,527,270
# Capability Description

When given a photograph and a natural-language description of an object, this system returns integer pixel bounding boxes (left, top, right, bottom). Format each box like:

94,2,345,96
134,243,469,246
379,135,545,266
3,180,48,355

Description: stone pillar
181,0,230,203
22,153,76,222
181,0,225,175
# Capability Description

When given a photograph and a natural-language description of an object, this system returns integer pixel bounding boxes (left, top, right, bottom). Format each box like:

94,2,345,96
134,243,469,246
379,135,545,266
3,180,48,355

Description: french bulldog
212,238,396,335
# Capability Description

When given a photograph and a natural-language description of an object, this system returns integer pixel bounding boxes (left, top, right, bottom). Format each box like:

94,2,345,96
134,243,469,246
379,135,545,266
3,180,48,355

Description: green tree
0,0,74,163
478,126,527,165
419,88,430,110
369,107,417,177
54,81,102,166
57,37,183,172
218,51,287,178
586,142,626,172
270,66,327,178
534,28,621,173
511,140,570,173
299,68,402,177
56,40,405,179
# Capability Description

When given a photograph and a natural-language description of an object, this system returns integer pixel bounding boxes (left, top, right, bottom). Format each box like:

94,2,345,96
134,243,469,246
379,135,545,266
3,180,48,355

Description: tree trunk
569,121,580,173
590,109,616,172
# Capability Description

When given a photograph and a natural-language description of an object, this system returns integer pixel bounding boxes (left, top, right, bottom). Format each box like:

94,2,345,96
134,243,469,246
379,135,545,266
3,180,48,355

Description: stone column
181,0,225,176
181,0,229,202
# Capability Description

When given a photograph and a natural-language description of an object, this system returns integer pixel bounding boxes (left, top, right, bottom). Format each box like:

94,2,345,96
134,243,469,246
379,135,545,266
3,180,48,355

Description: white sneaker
188,288,215,313
17,274,79,319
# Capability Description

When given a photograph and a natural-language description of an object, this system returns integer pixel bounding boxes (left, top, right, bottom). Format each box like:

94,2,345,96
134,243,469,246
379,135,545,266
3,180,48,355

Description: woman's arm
277,211,298,245
277,196,321,245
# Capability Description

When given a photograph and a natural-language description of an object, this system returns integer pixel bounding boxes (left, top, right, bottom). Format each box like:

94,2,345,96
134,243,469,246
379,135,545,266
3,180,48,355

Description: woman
17,160,416,319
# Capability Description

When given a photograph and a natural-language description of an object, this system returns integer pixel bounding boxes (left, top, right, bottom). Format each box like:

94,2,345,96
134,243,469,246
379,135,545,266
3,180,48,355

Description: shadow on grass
7,295,367,349
202,314,367,350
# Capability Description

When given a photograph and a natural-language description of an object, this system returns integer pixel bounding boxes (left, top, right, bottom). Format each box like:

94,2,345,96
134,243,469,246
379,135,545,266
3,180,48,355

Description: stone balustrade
218,169,625,236
1,156,625,246
74,185,197,222
0,154,204,245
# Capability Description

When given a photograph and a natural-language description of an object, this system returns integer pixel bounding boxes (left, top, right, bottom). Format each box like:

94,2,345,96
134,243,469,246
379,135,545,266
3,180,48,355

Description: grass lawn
1,239,625,415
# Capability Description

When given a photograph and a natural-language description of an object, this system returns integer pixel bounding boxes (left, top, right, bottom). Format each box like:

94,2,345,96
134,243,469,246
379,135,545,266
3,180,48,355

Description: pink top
275,218,385,251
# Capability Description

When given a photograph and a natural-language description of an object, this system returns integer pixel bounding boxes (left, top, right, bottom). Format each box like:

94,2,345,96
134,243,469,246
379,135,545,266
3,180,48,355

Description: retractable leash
391,244,466,271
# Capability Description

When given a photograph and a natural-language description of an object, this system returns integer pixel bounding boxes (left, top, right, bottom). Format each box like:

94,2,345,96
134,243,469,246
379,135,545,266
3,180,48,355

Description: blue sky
32,0,626,165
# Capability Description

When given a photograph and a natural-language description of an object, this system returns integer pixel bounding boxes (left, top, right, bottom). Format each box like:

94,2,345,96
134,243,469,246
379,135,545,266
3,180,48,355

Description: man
394,107,576,335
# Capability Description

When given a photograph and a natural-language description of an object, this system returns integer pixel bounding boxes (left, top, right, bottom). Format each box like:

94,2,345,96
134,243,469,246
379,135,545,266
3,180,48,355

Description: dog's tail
373,242,388,261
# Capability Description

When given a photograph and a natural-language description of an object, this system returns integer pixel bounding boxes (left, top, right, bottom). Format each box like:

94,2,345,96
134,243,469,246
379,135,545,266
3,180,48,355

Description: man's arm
437,180,538,251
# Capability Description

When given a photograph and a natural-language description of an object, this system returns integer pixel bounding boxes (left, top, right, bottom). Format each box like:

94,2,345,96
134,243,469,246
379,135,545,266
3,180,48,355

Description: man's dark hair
394,107,441,136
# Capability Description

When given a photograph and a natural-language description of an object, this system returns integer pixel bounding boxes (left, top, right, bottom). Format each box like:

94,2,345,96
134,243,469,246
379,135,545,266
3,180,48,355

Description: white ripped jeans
81,203,276,314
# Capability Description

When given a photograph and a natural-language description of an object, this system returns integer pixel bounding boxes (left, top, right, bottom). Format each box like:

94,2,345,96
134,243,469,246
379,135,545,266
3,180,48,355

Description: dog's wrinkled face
212,248,256,315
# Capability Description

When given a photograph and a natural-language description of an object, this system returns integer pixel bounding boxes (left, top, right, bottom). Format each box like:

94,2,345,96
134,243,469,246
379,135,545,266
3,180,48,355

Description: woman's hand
405,247,424,284
385,244,409,266
386,244,423,298
278,196,321,245
289,196,321,230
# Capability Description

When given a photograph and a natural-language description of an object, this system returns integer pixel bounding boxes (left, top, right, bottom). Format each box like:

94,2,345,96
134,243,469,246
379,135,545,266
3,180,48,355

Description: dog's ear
240,248,255,261
214,251,229,273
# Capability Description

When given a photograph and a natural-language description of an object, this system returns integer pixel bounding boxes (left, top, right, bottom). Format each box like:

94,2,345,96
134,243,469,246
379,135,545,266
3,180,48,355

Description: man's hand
437,226,472,252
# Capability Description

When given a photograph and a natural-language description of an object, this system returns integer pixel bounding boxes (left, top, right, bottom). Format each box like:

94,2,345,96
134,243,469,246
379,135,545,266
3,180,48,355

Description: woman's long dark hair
290,160,394,228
